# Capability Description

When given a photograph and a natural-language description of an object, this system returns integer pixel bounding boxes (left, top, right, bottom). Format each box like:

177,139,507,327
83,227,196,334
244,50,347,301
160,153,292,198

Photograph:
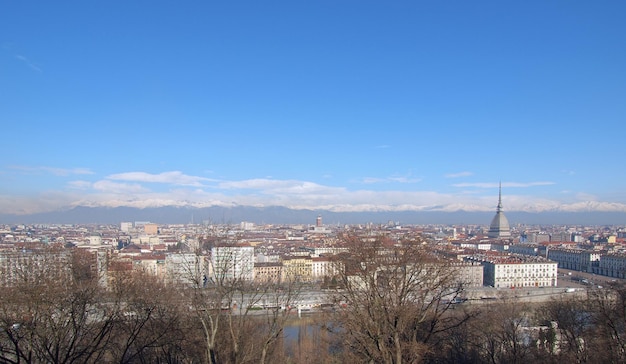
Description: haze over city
2,1,625,220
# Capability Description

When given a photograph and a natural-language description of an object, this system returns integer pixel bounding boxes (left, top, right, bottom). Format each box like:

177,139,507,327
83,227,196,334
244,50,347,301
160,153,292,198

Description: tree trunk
394,331,402,364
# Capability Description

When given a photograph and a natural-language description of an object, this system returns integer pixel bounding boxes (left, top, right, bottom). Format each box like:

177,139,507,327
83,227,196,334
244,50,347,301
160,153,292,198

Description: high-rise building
210,246,254,282
120,222,133,232
488,183,511,239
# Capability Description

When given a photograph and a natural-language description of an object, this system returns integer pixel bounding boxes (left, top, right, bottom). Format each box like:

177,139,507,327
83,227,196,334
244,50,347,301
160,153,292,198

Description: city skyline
2,1,626,216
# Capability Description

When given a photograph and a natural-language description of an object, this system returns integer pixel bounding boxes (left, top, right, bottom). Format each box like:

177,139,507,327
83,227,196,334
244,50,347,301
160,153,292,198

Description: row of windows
496,264,556,269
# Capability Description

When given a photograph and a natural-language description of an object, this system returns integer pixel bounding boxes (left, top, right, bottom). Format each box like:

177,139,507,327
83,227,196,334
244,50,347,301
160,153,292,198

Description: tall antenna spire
497,181,503,212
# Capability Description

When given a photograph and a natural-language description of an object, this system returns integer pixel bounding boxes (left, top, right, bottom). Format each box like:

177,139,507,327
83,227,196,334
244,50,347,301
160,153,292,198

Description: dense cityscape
3,191,626,291
2,191,626,362
3,215,626,290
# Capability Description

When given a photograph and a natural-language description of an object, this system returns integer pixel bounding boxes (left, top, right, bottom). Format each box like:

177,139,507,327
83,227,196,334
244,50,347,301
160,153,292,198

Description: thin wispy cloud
9,165,94,176
92,180,149,194
218,179,297,190
107,171,214,187
575,192,598,201
67,180,92,189
45,167,93,176
362,177,386,184
362,175,421,184
445,171,473,178
388,176,421,183
453,181,556,188
15,54,42,72
218,179,345,195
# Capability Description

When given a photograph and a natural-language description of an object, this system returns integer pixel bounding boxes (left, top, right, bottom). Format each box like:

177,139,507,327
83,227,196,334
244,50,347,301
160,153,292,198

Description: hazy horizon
2,205,625,227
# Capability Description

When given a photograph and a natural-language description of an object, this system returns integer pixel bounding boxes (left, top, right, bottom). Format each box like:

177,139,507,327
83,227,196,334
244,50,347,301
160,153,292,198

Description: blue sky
1,1,625,215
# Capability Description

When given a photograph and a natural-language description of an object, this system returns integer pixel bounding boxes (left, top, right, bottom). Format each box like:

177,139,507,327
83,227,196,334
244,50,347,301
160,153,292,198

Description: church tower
488,182,511,239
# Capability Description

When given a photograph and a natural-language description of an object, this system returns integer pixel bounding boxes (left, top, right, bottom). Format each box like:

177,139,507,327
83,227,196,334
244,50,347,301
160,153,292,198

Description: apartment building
467,254,558,288
0,246,72,287
547,248,601,273
311,256,341,281
211,245,255,282
453,261,484,288
597,253,626,278
254,262,283,283
282,256,313,282
166,253,208,286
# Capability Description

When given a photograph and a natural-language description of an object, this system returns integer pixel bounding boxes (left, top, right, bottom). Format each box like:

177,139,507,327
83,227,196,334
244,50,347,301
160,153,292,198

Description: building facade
211,246,255,282
254,262,283,283
282,256,313,282
547,248,600,273
597,253,626,278
467,254,558,288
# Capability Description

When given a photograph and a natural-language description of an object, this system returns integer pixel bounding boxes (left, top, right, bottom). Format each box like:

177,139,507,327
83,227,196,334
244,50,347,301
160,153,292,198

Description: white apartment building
467,254,558,288
456,242,492,251
312,247,348,256
311,257,342,281
120,222,133,232
210,246,254,282
166,253,208,286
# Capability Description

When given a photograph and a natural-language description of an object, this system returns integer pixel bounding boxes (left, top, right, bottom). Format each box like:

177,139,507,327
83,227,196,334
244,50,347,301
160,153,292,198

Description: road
557,268,623,289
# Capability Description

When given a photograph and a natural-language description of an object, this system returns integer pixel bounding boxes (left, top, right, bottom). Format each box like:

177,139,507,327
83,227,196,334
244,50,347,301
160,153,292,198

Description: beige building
282,256,312,282
254,262,283,283
144,223,158,235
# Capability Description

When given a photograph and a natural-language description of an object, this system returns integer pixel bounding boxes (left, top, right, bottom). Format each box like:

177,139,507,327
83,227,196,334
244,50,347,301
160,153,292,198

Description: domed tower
488,182,511,239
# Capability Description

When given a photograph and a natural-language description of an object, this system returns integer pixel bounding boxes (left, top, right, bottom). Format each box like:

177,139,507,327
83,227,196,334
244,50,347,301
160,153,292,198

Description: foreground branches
329,234,475,364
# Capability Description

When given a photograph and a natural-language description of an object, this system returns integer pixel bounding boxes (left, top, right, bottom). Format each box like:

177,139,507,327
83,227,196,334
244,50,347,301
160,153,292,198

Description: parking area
558,268,622,289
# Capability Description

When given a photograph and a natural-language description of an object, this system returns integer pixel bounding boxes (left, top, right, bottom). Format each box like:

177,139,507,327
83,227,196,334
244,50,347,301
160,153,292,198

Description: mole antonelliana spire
488,182,511,238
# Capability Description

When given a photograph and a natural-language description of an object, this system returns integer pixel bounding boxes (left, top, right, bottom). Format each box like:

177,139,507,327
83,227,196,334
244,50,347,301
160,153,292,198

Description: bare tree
0,247,115,364
182,233,301,364
587,283,626,363
0,246,189,364
254,279,302,364
535,295,591,363
106,270,186,364
448,297,570,364
481,302,535,364
329,233,472,364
